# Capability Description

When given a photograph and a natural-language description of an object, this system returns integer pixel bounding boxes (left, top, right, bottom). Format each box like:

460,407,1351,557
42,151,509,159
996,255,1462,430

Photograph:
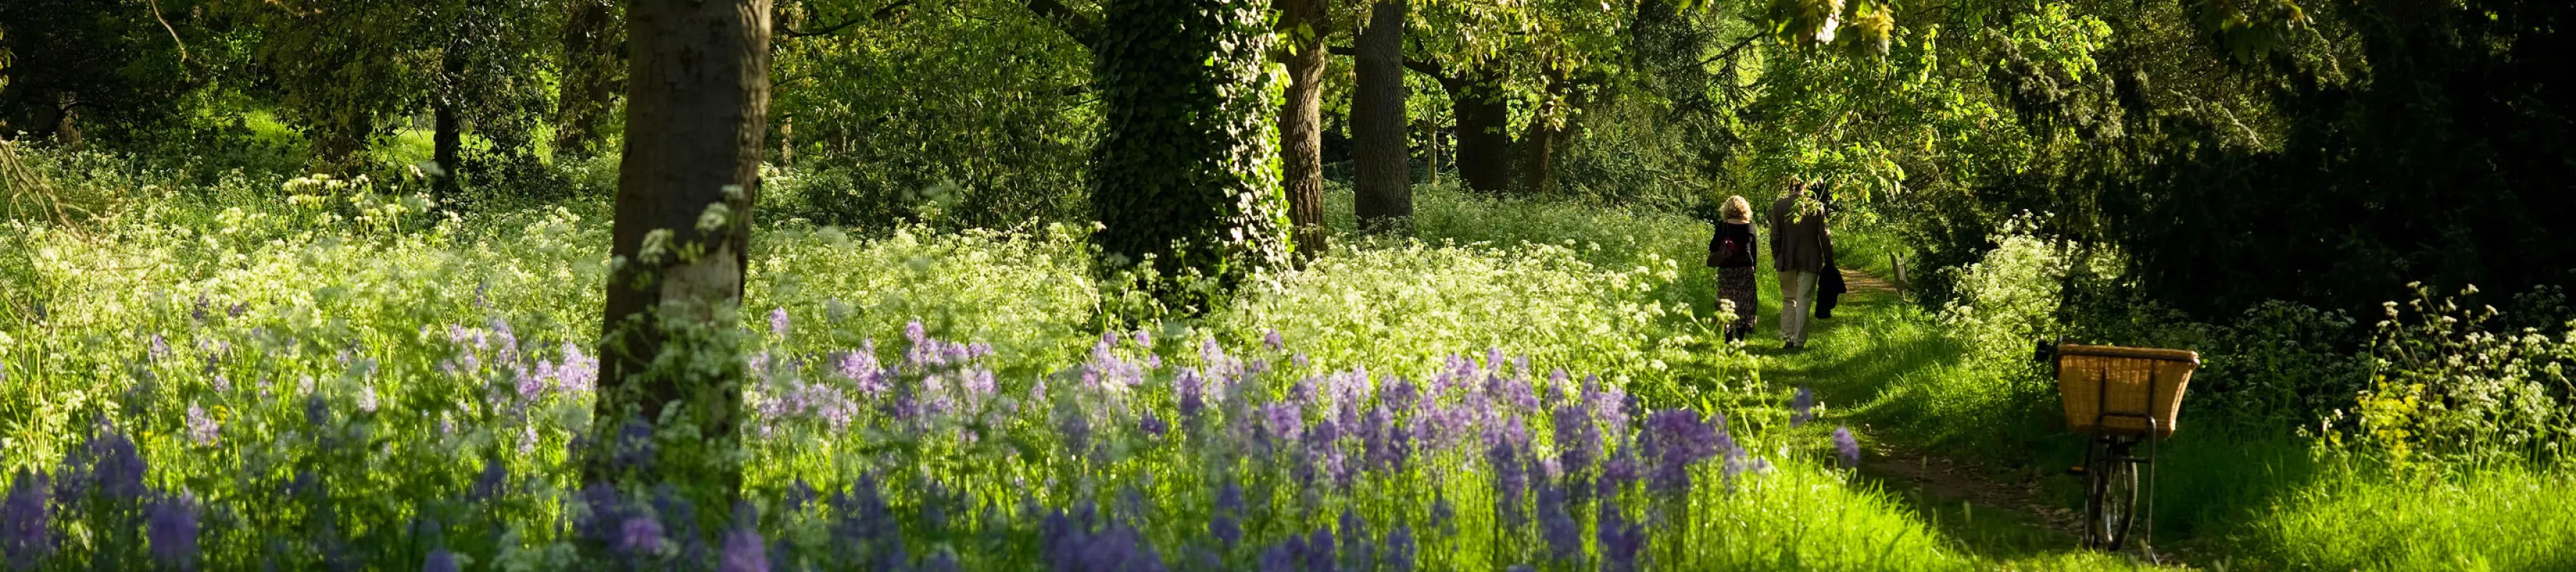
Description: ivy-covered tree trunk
432,47,465,203
555,0,623,160
1089,0,1285,309
592,0,769,512
1277,0,1330,259
1443,69,1512,195
1350,0,1412,232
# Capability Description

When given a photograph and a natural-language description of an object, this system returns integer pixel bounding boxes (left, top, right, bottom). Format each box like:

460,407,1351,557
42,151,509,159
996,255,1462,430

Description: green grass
2217,465,2576,571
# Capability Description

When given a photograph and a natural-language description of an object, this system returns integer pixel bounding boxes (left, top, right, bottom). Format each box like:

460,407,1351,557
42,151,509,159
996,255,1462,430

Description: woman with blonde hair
1707,194,1760,342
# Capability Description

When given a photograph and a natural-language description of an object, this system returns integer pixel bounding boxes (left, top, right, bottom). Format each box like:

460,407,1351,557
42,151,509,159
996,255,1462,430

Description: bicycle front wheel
2083,438,2139,550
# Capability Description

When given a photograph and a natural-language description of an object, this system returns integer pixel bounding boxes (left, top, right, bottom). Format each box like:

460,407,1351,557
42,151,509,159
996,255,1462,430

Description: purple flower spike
1263,329,1284,351
1303,527,1334,572
1384,524,1417,572
1338,508,1370,572
721,524,769,572
1259,541,1294,572
1140,410,1169,438
769,308,791,338
423,548,459,572
87,430,150,503
1538,482,1579,562
1488,440,1526,528
618,514,665,556
4,470,52,568
1833,426,1860,468
1430,493,1456,537
185,403,220,446
1791,386,1816,427
147,493,200,566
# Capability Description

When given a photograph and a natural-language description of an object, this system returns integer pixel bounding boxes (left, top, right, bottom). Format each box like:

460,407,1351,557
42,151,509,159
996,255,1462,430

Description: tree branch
1684,34,1762,72
1020,0,1100,49
781,0,917,37
1326,45,1446,78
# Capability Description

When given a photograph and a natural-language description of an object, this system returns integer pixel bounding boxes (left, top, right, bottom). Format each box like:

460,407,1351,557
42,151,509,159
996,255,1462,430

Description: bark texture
594,0,771,493
1350,0,1412,233
1277,0,1329,259
1443,69,1511,195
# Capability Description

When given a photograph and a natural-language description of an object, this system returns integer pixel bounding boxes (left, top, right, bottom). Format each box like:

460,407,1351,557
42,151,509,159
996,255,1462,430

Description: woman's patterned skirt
1718,266,1760,340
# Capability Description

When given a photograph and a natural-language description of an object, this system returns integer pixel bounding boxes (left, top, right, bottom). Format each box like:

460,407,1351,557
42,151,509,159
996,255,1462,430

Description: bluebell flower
1175,370,1206,422
86,430,150,503
1596,500,1643,572
580,484,625,545
147,493,200,567
1791,386,1815,427
618,513,666,556
1263,329,1284,351
1302,527,1333,572
422,548,459,572
1430,492,1456,538
921,551,960,572
1641,410,1719,495
1258,540,1294,572
185,403,220,446
785,479,815,514
150,333,171,362
1141,410,1168,438
1553,403,1599,475
1383,523,1417,572
471,458,508,503
1488,440,1526,529
720,503,769,572
769,307,791,338
304,395,331,429
1537,480,1579,562
612,419,656,475
3,470,50,568
1834,426,1860,468
1211,513,1242,550
1337,508,1372,572
1059,407,1093,455
1264,403,1302,448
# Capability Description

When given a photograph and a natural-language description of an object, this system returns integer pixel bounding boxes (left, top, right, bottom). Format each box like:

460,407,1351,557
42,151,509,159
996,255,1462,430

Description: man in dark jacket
1769,179,1828,349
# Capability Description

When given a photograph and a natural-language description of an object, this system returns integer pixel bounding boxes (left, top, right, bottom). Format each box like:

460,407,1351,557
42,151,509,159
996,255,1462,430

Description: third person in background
1770,178,1828,350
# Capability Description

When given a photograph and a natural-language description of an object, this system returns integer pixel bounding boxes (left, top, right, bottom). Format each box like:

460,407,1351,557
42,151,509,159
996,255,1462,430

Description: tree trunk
555,0,623,160
1088,0,1287,311
1518,117,1558,195
594,0,770,504
433,48,465,204
1277,0,1329,260
1443,69,1511,195
1425,119,1440,187
1350,0,1411,233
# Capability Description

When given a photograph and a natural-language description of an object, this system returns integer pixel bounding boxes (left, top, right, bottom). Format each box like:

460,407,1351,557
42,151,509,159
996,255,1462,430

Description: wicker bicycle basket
2054,344,2201,439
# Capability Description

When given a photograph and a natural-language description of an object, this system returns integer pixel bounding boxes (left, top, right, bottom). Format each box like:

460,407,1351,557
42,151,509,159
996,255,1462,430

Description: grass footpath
1715,227,2576,571
1697,228,2170,571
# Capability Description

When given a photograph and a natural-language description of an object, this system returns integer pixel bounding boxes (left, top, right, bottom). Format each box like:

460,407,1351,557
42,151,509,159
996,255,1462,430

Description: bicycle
2034,337,2200,551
